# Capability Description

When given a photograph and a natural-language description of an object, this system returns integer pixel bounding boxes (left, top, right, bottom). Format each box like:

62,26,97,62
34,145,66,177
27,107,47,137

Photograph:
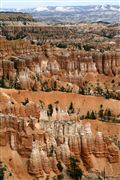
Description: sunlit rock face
92,51,120,76
28,141,44,177
0,43,120,178
0,47,120,90
0,112,119,178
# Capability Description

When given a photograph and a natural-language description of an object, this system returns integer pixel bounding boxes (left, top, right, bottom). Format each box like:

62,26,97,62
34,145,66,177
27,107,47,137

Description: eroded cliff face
0,111,119,179
0,37,120,179
0,45,120,90
0,88,120,179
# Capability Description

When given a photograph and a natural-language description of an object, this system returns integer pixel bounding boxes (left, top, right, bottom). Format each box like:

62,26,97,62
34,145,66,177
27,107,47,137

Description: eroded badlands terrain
0,21,120,179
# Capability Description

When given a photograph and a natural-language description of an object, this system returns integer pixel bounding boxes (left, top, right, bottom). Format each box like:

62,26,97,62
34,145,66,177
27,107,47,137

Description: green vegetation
67,102,75,115
55,42,67,48
0,76,5,88
74,43,82,50
80,115,85,120
52,174,64,180
0,162,13,180
79,87,85,95
67,156,83,180
98,105,120,123
111,135,120,150
47,104,53,117
80,105,120,123
79,80,120,101
83,44,95,51
21,98,29,106
84,111,96,120
53,81,57,91
41,81,52,92
89,111,96,120
48,145,54,157
57,174,64,180
0,164,4,180
57,161,63,172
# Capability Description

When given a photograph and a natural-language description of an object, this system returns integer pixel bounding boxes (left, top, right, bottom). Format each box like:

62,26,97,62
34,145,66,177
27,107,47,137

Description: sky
0,0,119,9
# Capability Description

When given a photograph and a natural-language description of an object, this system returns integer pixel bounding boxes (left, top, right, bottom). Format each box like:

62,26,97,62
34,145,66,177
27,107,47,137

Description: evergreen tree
0,162,6,180
67,156,83,180
57,161,63,172
47,104,53,117
53,81,57,90
98,104,104,120
90,111,96,120
98,109,104,120
57,174,64,180
79,87,85,95
86,111,90,119
104,89,110,99
67,102,74,115
60,86,66,92
104,109,112,121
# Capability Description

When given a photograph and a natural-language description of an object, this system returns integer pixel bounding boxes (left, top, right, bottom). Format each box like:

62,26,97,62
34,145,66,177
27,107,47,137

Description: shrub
57,161,63,172
47,104,53,117
103,89,111,99
80,115,85,120
98,109,104,120
74,43,82,49
9,172,12,176
86,111,90,119
0,162,6,180
89,111,96,120
59,86,66,92
56,43,67,48
83,44,94,51
66,156,83,180
79,87,85,95
48,145,54,157
22,98,29,106
53,81,57,90
67,102,74,115
57,174,64,180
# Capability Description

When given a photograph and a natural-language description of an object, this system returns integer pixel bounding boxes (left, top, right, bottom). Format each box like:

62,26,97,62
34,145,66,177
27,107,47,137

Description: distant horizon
1,4,120,9
0,0,119,9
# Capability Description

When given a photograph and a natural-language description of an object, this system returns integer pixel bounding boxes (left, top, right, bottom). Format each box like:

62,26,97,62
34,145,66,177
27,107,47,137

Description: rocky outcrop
51,152,59,174
0,99,40,119
0,46,120,90
92,51,120,75
28,141,44,177
0,112,119,178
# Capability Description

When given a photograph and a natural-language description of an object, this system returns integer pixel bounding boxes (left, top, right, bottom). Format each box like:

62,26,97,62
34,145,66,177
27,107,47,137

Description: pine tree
67,102,74,115
98,109,104,120
47,104,53,117
67,156,83,180
57,161,63,172
86,111,90,119
90,111,96,120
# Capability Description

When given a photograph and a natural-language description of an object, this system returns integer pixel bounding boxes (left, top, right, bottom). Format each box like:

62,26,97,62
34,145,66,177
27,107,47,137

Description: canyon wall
0,45,120,90
0,112,119,178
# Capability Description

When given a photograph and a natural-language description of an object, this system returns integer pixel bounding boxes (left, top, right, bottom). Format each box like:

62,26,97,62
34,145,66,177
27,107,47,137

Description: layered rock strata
0,113,119,178
0,47,120,90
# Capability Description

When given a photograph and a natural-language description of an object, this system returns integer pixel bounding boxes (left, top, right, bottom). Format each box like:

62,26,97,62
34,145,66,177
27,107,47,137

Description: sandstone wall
0,113,119,178
0,47,120,90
